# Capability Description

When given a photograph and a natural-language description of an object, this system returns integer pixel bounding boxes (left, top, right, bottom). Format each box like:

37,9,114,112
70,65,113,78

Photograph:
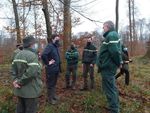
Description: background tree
115,0,119,32
12,0,21,43
42,0,52,43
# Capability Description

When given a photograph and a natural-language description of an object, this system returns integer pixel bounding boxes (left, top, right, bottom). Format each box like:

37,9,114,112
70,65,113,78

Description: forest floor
0,56,150,113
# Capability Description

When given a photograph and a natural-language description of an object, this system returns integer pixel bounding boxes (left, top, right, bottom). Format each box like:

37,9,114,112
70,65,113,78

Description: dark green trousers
16,97,38,113
101,70,120,113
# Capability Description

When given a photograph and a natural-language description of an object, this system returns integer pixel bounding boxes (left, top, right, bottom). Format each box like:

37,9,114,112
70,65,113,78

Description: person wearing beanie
41,34,61,105
97,21,122,113
11,35,43,113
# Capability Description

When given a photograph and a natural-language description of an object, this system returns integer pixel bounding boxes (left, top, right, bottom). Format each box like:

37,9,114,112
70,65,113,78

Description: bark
42,0,52,43
128,0,133,56
115,0,119,33
12,0,21,43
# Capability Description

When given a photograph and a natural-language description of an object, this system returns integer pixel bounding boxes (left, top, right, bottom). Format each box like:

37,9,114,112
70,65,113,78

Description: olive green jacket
11,48,43,98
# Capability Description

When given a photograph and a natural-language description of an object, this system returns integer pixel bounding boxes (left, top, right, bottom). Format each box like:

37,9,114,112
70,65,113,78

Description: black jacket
82,44,97,64
41,43,61,74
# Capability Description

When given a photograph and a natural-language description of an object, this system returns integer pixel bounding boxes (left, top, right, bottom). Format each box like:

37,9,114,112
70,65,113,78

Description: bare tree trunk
132,0,136,41
115,0,119,32
42,0,52,43
12,0,21,43
33,0,37,39
63,0,71,48
128,0,133,56
62,0,71,70
22,0,26,38
145,41,150,58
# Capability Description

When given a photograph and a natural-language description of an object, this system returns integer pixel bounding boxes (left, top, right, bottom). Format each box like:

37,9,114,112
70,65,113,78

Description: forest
0,0,150,113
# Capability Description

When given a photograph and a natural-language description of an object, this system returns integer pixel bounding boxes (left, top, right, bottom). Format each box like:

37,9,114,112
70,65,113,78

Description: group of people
11,20,131,113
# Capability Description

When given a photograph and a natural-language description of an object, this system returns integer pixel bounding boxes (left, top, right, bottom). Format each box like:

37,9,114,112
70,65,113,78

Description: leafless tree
115,0,119,32
12,0,21,43
42,0,52,43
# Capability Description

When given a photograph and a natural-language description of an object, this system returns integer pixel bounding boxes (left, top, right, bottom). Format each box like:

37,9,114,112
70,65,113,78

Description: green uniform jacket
97,30,122,72
65,48,79,65
12,49,21,61
82,44,97,64
11,48,43,98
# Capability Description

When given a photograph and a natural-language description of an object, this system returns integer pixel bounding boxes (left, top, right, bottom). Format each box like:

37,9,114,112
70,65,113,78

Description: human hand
49,59,55,65
90,64,93,67
13,80,21,88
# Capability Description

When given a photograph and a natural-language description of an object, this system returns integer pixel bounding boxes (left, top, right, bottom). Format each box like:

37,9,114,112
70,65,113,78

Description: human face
52,36,60,43
87,38,92,43
103,23,109,32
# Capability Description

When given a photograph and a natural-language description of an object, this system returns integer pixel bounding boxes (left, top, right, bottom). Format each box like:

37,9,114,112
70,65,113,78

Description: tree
12,0,21,43
115,0,119,32
42,0,52,43
63,0,71,48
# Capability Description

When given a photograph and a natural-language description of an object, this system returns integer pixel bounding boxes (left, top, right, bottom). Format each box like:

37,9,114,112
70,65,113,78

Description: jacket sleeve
72,51,79,59
92,47,97,64
65,51,71,60
17,58,41,85
107,33,122,67
82,48,85,63
41,44,52,65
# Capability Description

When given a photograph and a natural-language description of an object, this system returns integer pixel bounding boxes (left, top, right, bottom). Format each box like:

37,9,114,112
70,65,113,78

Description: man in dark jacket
11,35,43,113
65,43,79,90
81,37,97,90
97,21,122,113
41,34,61,105
116,45,130,85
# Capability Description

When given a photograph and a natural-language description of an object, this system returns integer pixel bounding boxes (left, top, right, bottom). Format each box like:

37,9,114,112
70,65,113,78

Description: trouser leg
124,69,130,85
82,64,88,89
71,65,77,88
65,65,71,88
102,76,120,113
24,98,38,113
16,97,38,113
46,73,59,102
16,97,25,113
89,66,94,89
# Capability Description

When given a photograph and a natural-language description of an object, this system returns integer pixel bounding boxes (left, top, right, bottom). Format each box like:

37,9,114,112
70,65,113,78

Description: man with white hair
97,21,122,113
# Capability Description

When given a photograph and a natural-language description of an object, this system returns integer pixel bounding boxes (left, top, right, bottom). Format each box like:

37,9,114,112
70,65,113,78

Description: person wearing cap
11,35,43,113
41,34,61,105
81,37,97,90
97,21,122,113
12,43,23,61
115,45,131,85
65,43,79,90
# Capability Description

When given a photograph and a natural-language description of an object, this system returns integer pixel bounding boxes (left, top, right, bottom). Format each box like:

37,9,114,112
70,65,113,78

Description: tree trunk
12,0,21,43
128,0,133,56
42,0,52,43
63,0,71,47
132,0,136,41
145,41,150,58
62,0,71,70
115,0,119,33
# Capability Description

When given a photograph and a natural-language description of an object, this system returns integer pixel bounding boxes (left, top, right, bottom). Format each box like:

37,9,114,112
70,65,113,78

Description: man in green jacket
65,43,79,90
97,21,122,113
11,35,43,113
81,37,97,90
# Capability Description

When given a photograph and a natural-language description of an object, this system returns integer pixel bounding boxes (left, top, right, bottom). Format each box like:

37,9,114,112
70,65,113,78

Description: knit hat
23,35,36,48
